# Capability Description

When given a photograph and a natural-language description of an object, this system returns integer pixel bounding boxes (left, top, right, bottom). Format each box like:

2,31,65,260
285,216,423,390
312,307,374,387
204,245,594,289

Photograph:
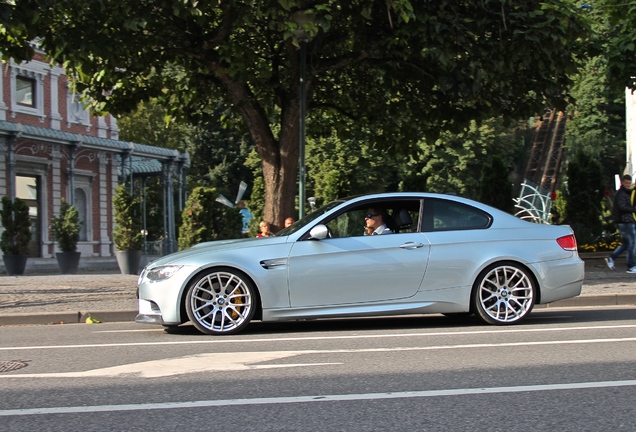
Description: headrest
394,208,413,228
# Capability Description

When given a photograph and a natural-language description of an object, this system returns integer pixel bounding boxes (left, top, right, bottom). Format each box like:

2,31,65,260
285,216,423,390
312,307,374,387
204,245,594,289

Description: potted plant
51,199,82,274
113,184,143,274
0,196,32,275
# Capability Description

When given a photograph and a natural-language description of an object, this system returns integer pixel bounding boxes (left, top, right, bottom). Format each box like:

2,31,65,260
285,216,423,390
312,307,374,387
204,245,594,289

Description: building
0,48,188,260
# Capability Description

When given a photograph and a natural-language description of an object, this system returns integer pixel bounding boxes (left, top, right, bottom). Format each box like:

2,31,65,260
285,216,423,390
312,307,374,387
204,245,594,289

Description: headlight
144,265,183,283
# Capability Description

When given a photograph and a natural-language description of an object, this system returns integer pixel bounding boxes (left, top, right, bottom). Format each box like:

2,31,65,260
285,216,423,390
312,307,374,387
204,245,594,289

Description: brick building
0,48,188,259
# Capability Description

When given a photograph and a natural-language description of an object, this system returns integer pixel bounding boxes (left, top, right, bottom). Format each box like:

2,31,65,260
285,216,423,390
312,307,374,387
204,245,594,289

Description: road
1,307,636,431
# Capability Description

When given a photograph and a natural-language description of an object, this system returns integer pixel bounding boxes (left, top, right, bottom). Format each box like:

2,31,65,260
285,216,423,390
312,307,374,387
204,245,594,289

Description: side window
325,208,367,238
322,200,422,238
390,207,418,233
425,199,491,231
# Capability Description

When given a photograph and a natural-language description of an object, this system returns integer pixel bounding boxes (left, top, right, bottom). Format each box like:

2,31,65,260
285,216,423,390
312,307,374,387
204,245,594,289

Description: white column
97,116,108,138
49,146,62,257
49,66,64,129
98,151,112,256
0,65,6,120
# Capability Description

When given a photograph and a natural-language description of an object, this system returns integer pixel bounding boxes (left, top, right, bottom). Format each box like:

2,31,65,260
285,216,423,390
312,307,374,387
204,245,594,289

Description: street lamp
299,39,307,220
292,10,311,220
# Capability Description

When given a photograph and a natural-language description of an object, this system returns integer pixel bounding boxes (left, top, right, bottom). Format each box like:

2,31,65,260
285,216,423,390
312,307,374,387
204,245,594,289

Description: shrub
0,196,32,255
51,199,81,252
179,186,242,250
113,184,143,251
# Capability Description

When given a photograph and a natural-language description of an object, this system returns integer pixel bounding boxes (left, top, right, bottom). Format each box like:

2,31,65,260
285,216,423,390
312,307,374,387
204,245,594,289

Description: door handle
398,242,425,249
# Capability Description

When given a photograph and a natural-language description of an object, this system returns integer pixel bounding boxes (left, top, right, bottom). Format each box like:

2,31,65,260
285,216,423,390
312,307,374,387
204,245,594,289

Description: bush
179,186,243,250
113,184,143,251
0,196,32,255
51,199,81,252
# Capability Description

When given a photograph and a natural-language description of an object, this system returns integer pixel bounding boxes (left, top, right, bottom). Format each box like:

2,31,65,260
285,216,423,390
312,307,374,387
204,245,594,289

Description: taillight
557,234,577,251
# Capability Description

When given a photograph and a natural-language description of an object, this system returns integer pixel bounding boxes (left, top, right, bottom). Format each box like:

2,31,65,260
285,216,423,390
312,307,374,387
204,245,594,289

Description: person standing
606,175,636,273
257,220,273,237
284,217,294,228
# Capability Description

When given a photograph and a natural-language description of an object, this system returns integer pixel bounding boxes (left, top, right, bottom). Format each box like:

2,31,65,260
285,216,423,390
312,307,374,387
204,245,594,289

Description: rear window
423,199,491,232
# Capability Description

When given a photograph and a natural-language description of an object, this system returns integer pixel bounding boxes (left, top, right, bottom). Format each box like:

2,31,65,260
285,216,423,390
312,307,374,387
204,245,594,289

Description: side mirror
309,224,329,240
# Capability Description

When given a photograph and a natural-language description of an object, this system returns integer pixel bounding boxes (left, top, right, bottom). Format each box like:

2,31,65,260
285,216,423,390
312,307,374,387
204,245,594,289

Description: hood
144,235,289,268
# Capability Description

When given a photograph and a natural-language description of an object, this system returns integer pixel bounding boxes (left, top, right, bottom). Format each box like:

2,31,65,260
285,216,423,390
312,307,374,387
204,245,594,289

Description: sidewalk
0,255,634,326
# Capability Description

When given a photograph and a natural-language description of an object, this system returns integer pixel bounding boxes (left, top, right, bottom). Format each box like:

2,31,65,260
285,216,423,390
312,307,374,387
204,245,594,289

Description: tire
472,262,535,325
185,268,256,335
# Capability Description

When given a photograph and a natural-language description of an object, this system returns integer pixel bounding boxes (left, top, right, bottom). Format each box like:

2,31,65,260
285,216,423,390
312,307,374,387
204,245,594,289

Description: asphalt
0,254,634,327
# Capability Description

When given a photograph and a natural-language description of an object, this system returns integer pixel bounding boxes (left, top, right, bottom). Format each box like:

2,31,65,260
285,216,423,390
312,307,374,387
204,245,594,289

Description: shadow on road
159,306,636,337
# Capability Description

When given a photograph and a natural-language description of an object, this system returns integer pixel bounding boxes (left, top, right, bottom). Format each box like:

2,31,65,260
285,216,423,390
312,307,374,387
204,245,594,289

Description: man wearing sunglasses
364,208,393,235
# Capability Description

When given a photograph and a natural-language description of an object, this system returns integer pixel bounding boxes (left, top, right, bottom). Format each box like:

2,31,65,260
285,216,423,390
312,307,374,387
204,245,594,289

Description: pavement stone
0,255,634,327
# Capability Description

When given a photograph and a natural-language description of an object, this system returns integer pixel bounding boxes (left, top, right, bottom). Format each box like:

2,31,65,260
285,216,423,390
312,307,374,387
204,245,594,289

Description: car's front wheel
472,262,535,325
185,268,256,335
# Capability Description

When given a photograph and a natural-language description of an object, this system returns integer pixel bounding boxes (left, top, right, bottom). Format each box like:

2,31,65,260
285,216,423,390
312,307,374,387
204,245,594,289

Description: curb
0,310,138,326
1,294,636,327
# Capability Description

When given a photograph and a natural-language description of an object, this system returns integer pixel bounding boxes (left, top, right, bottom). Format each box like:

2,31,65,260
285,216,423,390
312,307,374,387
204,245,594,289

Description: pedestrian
606,174,636,273
257,220,273,237
284,217,294,228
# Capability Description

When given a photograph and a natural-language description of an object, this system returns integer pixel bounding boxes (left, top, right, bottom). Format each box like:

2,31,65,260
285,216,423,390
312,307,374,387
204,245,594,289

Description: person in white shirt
364,208,393,235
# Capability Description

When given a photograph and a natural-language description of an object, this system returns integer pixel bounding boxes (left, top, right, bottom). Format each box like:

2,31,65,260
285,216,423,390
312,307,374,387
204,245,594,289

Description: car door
287,203,430,307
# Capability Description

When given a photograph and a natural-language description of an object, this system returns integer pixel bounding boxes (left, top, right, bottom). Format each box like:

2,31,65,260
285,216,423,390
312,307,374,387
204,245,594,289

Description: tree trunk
217,73,302,232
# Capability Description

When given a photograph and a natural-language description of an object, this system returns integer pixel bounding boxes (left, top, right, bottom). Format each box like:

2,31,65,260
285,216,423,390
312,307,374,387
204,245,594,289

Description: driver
365,208,393,235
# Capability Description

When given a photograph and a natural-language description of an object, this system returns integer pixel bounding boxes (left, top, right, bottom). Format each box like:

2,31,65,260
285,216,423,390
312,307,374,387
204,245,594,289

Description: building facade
0,48,188,259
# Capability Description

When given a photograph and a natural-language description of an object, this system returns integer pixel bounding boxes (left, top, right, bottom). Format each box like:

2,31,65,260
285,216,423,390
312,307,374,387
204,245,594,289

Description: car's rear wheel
472,262,535,325
185,268,256,335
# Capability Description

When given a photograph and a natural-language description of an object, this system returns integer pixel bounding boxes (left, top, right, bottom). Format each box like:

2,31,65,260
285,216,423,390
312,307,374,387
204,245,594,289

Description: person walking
606,174,636,273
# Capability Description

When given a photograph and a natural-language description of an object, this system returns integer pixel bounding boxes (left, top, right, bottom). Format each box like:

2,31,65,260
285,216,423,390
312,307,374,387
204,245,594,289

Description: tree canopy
0,0,599,228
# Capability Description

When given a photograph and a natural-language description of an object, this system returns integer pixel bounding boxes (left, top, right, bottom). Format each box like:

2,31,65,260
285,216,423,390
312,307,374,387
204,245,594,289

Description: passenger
364,208,393,235
257,220,273,237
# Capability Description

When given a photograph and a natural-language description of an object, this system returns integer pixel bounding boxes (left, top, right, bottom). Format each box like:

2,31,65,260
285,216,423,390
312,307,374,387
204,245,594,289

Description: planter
55,251,81,274
115,250,142,275
2,254,28,276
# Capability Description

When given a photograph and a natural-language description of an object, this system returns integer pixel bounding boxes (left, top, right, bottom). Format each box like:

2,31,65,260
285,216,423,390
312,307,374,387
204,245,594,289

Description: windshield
275,200,344,236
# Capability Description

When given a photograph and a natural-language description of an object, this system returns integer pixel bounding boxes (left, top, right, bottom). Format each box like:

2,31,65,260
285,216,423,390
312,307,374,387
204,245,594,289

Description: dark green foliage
178,187,243,250
113,184,143,251
479,156,515,214
400,119,526,198
51,199,81,252
0,196,32,255
185,106,254,199
566,56,625,182
0,0,595,225
563,151,604,245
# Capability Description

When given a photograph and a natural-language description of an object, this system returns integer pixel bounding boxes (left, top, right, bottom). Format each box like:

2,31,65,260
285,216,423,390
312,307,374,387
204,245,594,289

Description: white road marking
2,324,636,351
2,379,636,416
0,352,338,378
2,337,636,379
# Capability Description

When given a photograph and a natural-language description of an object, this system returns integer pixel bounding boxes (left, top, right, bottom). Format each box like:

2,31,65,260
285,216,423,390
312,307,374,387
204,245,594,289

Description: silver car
136,192,584,335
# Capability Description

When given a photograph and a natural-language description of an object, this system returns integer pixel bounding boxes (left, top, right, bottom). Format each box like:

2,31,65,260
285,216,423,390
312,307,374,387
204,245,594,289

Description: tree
178,186,243,249
479,156,515,214
562,150,604,246
1,1,593,230
401,118,526,198
566,56,625,182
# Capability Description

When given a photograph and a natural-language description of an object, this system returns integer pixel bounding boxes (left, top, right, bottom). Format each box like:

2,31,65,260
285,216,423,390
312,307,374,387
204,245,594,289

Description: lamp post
292,10,312,221
298,40,307,220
